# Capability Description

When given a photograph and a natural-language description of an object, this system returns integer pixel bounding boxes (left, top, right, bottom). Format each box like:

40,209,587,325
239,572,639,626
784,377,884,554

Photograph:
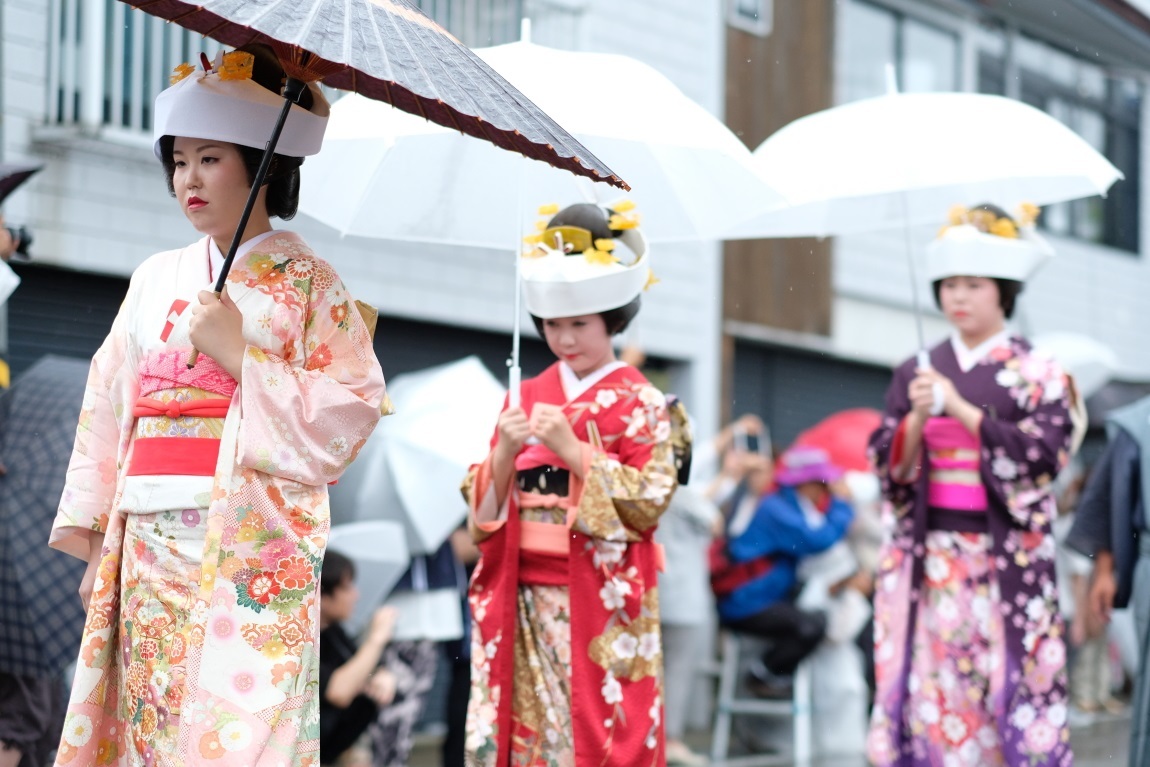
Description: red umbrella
792,408,882,473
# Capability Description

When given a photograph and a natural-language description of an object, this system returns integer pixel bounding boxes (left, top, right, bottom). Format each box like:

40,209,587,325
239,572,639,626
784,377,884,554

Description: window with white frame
47,0,523,139
836,0,959,103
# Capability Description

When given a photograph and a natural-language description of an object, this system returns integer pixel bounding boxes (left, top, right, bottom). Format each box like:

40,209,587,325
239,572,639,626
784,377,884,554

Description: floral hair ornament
153,48,329,160
520,201,652,319
926,202,1054,283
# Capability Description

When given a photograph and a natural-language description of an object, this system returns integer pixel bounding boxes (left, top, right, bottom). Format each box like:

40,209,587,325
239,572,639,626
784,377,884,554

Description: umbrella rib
378,1,479,121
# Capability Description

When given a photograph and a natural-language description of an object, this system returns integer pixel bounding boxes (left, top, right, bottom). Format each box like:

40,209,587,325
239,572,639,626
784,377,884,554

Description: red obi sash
126,397,231,477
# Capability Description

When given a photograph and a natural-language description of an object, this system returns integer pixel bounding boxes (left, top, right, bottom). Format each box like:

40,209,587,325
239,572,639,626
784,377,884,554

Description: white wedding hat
153,51,329,160
926,204,1053,283
521,203,652,319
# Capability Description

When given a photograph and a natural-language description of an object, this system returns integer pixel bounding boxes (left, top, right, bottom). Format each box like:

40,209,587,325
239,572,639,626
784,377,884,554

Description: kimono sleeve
979,353,1073,530
462,394,512,543
869,361,916,516
50,272,142,560
582,383,677,533
236,264,386,486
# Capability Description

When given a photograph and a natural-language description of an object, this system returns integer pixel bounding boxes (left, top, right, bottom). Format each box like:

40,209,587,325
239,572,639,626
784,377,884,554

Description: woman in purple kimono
866,204,1075,767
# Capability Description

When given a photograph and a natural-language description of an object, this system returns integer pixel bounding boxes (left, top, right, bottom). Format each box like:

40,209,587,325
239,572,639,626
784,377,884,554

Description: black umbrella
0,163,43,208
122,1,628,364
0,356,89,677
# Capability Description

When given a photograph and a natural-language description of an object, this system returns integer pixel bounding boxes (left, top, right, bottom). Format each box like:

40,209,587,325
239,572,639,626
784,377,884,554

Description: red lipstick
187,195,207,210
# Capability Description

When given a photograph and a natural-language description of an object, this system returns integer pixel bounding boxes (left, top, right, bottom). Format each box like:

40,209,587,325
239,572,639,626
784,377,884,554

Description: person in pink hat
715,446,854,697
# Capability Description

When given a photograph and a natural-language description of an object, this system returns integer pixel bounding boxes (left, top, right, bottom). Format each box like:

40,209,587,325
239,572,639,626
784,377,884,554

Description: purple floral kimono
867,336,1074,767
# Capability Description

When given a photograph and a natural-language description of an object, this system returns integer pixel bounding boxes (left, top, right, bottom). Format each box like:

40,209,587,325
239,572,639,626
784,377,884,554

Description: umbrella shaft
213,77,308,293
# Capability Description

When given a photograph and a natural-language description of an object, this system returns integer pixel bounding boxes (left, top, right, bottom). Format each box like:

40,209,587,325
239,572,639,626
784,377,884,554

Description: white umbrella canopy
1032,331,1121,399
328,357,506,555
327,520,409,634
728,92,1124,239
300,40,782,247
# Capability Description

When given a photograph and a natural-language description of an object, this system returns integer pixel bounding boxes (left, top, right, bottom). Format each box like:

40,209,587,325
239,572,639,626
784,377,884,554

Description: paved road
406,708,1132,766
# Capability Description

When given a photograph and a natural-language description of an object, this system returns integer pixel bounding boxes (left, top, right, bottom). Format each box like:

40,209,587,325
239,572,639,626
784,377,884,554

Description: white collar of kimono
950,328,1011,373
559,359,627,401
206,230,283,282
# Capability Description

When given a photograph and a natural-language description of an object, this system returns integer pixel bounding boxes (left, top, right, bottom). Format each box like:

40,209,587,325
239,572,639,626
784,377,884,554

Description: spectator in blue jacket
718,446,854,695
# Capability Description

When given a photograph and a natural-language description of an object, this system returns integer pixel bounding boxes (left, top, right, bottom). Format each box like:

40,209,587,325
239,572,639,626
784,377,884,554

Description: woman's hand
907,369,938,422
917,368,984,434
493,407,531,463
189,287,245,379
529,404,583,470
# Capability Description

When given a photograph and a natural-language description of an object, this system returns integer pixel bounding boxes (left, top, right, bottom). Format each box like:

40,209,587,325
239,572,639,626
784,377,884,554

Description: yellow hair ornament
1016,202,1040,227
644,269,660,290
611,199,637,213
593,238,616,252
535,220,547,232
608,213,640,230
989,218,1018,239
170,62,195,85
947,204,968,226
218,51,255,81
583,247,618,266
537,203,559,216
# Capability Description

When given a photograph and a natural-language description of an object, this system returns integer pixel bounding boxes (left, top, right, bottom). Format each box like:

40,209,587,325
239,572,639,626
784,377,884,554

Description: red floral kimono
464,362,677,767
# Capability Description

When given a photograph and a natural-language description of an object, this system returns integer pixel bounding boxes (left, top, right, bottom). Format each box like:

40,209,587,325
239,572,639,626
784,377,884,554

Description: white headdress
926,203,1053,283
153,51,329,160
520,202,653,319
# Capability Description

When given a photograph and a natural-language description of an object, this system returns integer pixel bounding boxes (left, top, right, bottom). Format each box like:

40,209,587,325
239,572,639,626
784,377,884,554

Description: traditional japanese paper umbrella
0,162,43,207
726,89,1124,364
327,520,409,634
0,356,90,677
328,356,506,554
118,0,624,364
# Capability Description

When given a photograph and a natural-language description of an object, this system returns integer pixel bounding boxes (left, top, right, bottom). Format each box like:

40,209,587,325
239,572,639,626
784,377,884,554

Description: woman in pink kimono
867,204,1075,767
48,47,387,767
465,203,680,767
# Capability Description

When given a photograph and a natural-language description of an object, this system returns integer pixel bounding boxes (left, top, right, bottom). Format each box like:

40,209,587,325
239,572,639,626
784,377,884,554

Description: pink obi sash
922,417,987,512
517,519,666,585
127,350,237,477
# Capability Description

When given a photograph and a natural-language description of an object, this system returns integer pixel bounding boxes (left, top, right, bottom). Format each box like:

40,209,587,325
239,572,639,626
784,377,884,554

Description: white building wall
2,0,726,439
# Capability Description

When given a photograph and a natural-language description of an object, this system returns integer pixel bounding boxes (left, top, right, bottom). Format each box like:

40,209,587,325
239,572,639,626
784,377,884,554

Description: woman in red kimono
867,204,1076,767
464,203,678,767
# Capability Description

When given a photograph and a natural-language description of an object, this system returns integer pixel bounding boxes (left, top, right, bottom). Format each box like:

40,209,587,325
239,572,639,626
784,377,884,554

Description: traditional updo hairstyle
529,202,642,336
159,44,312,220
930,202,1024,319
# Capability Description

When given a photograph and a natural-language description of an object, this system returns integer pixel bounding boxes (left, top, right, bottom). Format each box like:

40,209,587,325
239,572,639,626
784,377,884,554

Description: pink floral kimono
48,232,387,767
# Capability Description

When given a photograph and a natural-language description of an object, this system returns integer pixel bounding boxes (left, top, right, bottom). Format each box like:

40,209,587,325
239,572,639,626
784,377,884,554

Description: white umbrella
301,39,780,248
726,89,1123,364
327,520,409,634
328,356,506,554
728,91,1123,239
1032,332,1121,399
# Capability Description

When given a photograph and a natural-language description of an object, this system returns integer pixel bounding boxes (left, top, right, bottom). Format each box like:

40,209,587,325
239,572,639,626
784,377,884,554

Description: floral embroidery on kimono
867,336,1073,767
463,363,677,767
49,233,386,767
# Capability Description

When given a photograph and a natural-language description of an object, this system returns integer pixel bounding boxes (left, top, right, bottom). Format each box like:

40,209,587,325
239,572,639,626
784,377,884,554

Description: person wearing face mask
463,202,680,767
47,46,387,767
866,204,1076,767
